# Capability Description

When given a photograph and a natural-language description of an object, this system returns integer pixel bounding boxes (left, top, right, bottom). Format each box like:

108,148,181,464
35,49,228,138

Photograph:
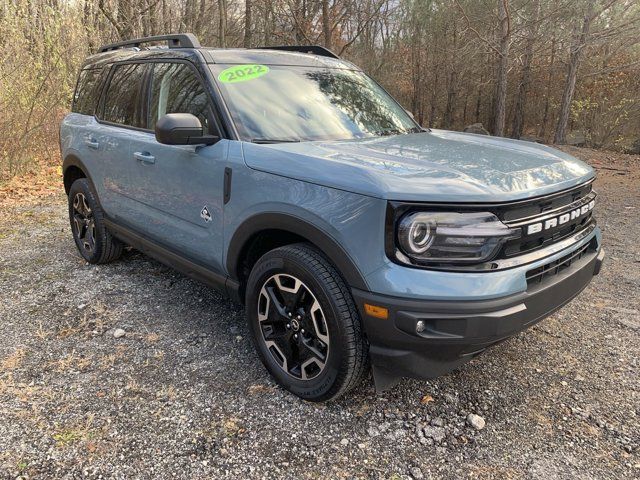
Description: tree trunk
162,0,171,33
443,19,458,129
243,0,252,48
493,0,511,137
195,0,206,37
83,0,95,52
322,0,331,50
539,36,556,140
264,0,273,45
511,0,540,139
554,0,595,144
410,4,422,123
429,68,439,128
444,70,457,128
475,78,482,123
218,0,227,47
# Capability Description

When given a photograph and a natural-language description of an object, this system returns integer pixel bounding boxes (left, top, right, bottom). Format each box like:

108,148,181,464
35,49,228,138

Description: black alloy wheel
246,243,368,401
257,273,330,380
72,192,96,255
68,178,123,264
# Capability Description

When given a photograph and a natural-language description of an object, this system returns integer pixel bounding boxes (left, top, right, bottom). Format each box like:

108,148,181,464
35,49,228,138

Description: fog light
416,320,426,333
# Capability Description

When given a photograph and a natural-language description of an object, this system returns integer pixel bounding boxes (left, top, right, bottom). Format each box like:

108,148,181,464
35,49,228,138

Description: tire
68,178,123,264
246,243,368,401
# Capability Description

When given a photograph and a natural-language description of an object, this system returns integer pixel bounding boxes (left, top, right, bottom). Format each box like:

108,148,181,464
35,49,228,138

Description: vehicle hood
241,129,594,202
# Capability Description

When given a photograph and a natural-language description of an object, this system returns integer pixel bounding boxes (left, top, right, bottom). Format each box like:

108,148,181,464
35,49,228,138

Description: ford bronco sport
60,34,604,401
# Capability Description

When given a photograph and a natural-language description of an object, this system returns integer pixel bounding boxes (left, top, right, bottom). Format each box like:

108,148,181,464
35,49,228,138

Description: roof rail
257,45,340,59
98,33,201,53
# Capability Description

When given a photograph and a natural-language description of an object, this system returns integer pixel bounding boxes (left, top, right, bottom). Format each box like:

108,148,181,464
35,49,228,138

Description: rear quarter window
101,63,147,128
72,68,104,115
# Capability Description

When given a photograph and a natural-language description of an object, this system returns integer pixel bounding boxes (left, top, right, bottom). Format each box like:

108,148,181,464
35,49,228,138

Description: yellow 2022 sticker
218,64,270,84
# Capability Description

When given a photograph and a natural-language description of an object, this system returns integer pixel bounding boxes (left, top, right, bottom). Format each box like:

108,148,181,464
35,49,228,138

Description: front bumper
352,244,604,390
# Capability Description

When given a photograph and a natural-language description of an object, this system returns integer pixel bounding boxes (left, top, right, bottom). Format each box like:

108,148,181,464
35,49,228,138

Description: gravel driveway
0,148,638,479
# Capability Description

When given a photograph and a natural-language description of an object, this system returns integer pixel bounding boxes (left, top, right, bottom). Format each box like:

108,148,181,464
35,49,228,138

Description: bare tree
511,0,540,139
244,0,252,47
322,0,332,49
554,0,597,144
219,0,228,47
493,0,511,136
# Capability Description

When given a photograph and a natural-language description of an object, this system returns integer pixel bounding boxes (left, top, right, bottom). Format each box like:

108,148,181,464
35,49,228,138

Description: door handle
85,139,100,150
133,151,156,165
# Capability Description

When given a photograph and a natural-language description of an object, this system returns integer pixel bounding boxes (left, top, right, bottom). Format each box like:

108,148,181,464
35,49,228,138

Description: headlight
397,211,521,265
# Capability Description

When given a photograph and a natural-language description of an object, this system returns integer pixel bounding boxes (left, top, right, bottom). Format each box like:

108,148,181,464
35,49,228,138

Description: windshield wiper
375,127,429,136
373,129,403,137
251,138,301,144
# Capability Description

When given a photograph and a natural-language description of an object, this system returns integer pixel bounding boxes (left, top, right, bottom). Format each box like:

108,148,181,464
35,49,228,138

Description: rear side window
102,63,147,127
72,68,104,115
149,62,212,132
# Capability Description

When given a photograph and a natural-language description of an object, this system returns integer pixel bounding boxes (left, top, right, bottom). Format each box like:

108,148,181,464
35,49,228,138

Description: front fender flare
226,212,369,291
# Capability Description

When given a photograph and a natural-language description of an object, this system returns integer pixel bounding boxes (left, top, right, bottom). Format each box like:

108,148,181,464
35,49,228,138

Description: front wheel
245,244,368,401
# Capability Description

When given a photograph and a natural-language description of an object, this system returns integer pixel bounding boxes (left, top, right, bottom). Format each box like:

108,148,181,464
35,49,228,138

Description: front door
125,61,227,271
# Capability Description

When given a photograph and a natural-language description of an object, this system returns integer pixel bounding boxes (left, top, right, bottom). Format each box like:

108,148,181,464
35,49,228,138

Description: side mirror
155,113,219,145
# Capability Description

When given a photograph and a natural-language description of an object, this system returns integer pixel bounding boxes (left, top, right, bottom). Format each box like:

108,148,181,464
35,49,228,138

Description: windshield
211,65,419,142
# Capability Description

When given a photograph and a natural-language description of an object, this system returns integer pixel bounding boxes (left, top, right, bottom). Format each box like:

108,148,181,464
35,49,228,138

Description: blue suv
60,34,604,401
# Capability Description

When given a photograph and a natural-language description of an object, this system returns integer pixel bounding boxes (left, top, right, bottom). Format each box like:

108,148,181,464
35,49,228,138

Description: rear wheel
68,178,122,264
246,243,368,401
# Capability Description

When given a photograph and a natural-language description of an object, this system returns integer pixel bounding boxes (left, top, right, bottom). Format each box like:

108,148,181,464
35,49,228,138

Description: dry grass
45,351,92,373
1,348,27,371
0,161,63,207
146,332,160,343
57,301,112,339
466,464,525,480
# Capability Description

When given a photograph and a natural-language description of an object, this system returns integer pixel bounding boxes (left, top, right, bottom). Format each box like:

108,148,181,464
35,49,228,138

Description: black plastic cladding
385,179,596,271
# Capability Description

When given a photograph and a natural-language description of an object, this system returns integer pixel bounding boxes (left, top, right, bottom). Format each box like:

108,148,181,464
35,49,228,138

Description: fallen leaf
247,384,273,395
420,394,434,404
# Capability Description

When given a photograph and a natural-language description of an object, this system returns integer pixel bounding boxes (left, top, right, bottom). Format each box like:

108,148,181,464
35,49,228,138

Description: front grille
497,183,596,259
526,238,596,286
499,181,593,222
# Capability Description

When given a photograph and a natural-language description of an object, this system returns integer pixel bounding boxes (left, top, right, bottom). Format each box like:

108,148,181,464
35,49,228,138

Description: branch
454,0,502,56
98,0,124,39
284,0,314,44
581,60,640,77
337,0,388,56
138,0,162,17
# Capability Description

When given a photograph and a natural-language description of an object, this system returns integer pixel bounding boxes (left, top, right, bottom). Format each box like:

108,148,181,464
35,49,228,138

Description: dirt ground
0,147,638,479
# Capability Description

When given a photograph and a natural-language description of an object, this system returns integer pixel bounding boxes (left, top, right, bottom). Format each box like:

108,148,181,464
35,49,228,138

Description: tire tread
68,178,123,264
248,243,368,401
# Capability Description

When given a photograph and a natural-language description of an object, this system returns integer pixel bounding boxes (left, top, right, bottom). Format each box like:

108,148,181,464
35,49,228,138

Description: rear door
94,62,150,218
66,67,112,203
125,61,227,270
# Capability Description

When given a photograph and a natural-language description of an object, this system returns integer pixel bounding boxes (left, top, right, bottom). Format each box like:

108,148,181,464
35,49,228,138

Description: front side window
72,68,104,115
149,62,212,132
102,63,147,127
211,65,419,142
